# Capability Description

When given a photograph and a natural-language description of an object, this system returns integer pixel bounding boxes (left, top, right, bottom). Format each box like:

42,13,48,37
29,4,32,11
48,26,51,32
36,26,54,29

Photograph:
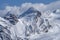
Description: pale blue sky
0,0,58,10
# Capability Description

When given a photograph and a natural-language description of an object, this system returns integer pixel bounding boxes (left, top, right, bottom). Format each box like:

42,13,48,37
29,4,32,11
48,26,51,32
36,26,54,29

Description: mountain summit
19,7,41,18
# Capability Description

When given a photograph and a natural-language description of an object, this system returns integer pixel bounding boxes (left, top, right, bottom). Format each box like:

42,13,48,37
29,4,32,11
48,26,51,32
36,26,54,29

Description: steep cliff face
4,12,18,25
18,7,60,40
17,7,54,40
0,6,60,40
0,13,19,40
0,17,12,40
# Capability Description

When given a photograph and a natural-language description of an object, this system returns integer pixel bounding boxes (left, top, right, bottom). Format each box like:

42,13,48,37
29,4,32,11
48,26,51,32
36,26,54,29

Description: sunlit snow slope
0,1,60,40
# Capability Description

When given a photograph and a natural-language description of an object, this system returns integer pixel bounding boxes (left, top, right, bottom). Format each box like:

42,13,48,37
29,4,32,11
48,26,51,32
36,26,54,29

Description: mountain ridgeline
0,7,59,40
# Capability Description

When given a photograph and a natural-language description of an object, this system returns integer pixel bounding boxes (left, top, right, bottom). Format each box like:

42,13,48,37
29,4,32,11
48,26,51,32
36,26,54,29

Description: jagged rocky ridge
0,7,60,40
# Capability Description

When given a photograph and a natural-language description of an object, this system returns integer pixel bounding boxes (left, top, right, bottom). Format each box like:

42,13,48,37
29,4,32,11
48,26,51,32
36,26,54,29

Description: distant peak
19,7,41,18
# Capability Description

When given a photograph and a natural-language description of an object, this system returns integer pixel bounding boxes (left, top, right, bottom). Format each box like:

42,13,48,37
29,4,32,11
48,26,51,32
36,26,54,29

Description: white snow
0,1,60,40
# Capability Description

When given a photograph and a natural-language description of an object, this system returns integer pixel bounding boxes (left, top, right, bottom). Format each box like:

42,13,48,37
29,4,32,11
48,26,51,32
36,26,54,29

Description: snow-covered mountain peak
0,3,60,40
19,7,41,18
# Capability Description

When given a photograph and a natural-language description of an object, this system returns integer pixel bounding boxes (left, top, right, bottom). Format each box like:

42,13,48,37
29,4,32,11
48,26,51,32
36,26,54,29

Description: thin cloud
0,1,60,17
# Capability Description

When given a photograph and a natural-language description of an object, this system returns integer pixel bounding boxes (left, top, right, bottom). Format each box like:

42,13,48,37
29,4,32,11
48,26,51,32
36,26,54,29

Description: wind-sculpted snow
0,1,60,40
0,7,60,40
16,7,60,40
0,14,19,40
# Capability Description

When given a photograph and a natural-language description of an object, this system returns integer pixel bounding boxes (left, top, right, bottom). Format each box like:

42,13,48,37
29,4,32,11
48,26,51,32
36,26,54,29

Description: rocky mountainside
0,7,60,40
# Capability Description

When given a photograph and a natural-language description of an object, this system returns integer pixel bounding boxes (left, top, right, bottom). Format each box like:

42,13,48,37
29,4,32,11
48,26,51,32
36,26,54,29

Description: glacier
0,1,60,40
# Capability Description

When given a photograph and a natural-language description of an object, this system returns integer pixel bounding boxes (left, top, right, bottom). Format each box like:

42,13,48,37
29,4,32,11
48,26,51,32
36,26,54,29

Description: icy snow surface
0,1,60,40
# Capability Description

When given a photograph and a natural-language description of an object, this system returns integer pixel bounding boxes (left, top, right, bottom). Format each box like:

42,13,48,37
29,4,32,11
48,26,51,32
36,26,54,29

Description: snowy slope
0,14,19,40
0,4,60,40
16,7,60,40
